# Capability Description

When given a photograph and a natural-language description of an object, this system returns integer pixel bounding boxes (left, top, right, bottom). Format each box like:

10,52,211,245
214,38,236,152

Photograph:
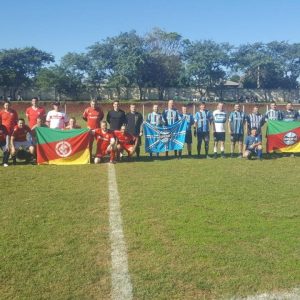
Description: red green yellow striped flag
267,120,300,153
36,127,90,165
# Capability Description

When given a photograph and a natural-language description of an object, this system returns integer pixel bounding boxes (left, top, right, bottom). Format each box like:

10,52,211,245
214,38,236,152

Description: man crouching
243,127,263,160
93,121,116,164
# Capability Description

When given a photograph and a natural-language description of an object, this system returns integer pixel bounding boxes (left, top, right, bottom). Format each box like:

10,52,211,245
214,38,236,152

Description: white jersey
213,110,227,132
46,110,68,129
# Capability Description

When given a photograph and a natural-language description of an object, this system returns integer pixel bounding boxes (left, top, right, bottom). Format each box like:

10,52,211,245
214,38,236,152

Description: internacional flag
144,119,187,153
267,120,300,153
36,127,90,165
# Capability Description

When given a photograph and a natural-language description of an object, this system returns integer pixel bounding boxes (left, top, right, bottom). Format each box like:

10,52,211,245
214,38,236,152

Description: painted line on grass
107,163,133,300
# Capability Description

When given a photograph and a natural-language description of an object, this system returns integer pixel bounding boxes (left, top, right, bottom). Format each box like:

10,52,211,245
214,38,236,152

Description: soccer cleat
206,155,212,159
3,163,8,167
237,155,243,159
213,153,217,159
221,155,226,159
230,153,234,158
109,160,116,164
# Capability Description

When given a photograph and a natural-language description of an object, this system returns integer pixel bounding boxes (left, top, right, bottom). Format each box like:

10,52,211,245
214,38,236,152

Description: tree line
1,28,300,100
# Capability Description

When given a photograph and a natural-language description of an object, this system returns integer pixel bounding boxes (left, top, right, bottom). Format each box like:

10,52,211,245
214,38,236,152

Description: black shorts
214,132,225,142
185,130,192,144
197,131,210,143
0,141,7,151
230,134,244,143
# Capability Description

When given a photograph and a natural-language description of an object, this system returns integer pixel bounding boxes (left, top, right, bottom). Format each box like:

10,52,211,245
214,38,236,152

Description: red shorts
119,143,134,154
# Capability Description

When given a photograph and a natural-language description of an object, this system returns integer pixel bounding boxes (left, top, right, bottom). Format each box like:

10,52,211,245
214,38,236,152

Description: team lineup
0,98,299,166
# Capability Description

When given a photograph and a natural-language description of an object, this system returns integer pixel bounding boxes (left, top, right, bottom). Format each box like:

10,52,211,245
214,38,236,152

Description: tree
143,28,185,100
184,40,232,97
0,47,54,99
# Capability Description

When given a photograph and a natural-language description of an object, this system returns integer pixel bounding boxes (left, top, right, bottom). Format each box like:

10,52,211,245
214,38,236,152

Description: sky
1,0,299,62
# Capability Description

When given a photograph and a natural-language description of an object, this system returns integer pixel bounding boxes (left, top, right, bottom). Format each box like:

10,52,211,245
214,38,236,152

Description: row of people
0,98,299,165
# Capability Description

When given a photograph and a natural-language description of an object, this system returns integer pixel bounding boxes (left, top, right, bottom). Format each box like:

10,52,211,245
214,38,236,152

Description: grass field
1,104,300,299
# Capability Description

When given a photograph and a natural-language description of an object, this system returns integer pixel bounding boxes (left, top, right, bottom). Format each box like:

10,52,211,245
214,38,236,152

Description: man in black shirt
106,100,126,130
125,104,143,158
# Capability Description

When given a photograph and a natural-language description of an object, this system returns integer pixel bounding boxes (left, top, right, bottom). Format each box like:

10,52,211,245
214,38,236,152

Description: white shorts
14,141,33,149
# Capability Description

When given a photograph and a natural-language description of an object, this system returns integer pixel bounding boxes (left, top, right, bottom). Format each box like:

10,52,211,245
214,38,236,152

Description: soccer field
1,157,299,299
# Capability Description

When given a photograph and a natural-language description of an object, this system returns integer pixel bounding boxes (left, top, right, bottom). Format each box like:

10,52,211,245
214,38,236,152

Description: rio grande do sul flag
35,127,90,165
267,120,300,153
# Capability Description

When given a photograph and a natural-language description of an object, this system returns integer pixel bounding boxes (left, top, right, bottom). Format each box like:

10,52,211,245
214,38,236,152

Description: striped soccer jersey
162,109,179,126
246,113,264,134
146,112,163,126
229,111,246,134
194,110,213,132
265,109,282,121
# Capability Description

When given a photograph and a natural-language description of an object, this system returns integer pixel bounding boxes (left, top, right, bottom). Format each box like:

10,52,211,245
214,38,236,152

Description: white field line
107,163,133,300
232,287,300,300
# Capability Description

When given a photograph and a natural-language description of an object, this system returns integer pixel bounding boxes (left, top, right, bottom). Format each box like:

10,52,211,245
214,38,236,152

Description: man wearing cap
46,101,69,129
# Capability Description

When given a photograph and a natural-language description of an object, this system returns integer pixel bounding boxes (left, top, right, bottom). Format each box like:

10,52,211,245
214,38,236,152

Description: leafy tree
0,47,54,99
184,40,232,96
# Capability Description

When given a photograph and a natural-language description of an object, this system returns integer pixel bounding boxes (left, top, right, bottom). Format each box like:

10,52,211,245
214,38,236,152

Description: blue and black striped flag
143,119,188,153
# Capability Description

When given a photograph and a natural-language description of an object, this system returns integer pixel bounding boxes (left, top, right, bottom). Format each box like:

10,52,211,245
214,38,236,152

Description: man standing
46,102,69,129
246,105,265,136
228,103,246,158
106,100,126,130
243,127,263,160
0,100,18,135
10,118,35,164
146,104,163,158
178,105,194,157
82,99,104,129
82,99,104,159
282,101,299,121
125,104,143,158
194,102,213,158
212,102,227,158
265,101,282,121
162,99,180,157
25,97,46,129
0,119,10,167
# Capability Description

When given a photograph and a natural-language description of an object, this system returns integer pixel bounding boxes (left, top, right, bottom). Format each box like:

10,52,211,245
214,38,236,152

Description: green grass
116,158,300,299
0,165,111,299
1,111,300,299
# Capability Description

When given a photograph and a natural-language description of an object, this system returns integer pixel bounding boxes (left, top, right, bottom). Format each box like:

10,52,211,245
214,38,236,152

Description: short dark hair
18,118,25,123
32,97,39,101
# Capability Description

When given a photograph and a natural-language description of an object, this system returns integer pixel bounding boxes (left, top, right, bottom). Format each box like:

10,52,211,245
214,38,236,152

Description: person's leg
204,133,210,157
187,143,192,156
257,145,263,159
197,132,202,156
238,140,243,158
220,141,225,158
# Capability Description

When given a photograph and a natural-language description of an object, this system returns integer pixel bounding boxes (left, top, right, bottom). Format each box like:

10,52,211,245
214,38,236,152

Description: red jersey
114,130,136,146
0,109,18,134
95,128,115,153
12,125,32,142
0,125,8,143
26,106,46,128
83,107,104,129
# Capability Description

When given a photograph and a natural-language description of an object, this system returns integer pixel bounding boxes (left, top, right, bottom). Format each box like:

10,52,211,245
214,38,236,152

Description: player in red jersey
10,118,35,164
0,100,18,134
83,99,104,158
25,97,46,128
0,118,10,167
93,121,116,164
114,125,138,159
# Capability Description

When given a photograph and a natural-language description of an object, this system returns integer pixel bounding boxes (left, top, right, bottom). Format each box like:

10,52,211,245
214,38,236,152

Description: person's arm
46,112,51,127
106,111,110,124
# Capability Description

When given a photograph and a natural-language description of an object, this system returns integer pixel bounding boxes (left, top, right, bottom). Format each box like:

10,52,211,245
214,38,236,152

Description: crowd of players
0,97,299,166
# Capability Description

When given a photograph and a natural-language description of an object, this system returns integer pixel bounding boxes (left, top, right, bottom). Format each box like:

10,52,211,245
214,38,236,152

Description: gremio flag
144,119,187,153
36,127,90,165
267,120,300,153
